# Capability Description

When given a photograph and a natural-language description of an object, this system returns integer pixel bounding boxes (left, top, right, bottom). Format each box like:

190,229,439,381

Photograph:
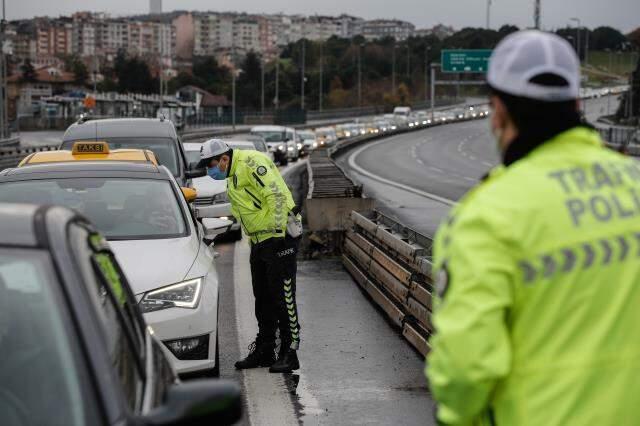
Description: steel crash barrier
342,210,434,356
0,145,58,170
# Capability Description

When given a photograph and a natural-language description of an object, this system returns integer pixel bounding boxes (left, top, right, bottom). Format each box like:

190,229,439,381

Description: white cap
198,139,230,167
487,30,580,102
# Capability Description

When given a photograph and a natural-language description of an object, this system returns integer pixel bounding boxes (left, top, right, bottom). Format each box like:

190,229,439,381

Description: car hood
109,237,199,295
192,176,226,198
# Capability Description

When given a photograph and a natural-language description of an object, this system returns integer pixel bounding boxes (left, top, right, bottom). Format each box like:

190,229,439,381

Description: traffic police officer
199,139,302,373
426,31,640,425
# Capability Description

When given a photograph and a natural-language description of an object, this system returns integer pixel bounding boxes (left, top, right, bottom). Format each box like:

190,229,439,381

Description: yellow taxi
19,141,159,167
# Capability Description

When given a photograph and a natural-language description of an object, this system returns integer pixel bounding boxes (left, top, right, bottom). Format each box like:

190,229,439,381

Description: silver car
0,159,230,376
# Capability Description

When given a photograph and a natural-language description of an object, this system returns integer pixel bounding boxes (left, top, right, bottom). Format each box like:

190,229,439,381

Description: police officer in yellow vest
199,139,302,373
426,30,640,425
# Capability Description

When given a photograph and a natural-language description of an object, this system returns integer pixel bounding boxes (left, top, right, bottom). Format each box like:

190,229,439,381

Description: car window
0,178,188,240
185,149,200,165
251,140,267,152
252,130,286,142
61,138,180,177
68,225,145,412
0,248,101,426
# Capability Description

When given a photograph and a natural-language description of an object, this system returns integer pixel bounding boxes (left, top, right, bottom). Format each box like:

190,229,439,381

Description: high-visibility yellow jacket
226,149,295,244
426,127,640,425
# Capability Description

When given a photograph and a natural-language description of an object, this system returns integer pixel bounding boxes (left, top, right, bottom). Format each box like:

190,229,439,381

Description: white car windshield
251,131,285,143
0,178,187,240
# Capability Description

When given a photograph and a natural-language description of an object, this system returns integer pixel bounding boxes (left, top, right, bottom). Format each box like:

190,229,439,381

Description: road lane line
482,161,493,167
234,238,299,426
429,166,443,173
348,140,456,207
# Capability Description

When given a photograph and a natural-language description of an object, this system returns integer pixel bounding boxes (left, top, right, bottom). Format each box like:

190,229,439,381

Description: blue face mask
208,166,228,180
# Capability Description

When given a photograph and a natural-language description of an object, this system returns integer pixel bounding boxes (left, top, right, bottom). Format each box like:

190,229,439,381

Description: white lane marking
469,155,476,161
348,139,456,207
463,177,477,182
429,166,443,173
416,159,424,165
233,239,299,426
482,161,493,167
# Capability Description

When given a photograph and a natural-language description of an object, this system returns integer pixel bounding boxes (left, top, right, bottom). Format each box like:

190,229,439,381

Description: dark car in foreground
0,203,241,426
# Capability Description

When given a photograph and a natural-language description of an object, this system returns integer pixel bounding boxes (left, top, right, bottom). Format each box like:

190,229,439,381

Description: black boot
235,341,275,370
269,348,300,373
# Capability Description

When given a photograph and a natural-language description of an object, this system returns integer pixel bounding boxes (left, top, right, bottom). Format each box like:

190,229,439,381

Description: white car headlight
213,192,229,204
312,142,318,148
139,278,203,313
278,145,285,151
297,143,303,150
287,146,294,151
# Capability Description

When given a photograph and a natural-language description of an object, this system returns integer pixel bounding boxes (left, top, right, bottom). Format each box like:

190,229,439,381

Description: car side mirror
181,187,197,203
202,218,233,239
141,380,242,426
186,163,207,179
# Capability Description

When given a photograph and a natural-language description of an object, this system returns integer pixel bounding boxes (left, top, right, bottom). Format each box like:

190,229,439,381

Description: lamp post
301,28,306,110
570,18,581,61
260,55,265,117
358,43,363,108
392,42,397,96
424,45,431,103
319,41,324,112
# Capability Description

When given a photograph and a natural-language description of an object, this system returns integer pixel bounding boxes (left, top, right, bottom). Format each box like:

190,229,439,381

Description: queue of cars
0,117,244,425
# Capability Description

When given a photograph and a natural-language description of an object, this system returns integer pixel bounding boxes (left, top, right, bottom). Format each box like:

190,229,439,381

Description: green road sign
441,49,492,73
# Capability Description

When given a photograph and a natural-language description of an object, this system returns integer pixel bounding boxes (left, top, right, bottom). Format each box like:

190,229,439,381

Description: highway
214,162,434,425
336,94,621,236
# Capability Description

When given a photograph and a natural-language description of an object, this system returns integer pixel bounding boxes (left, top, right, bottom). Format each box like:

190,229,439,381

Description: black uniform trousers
249,235,301,351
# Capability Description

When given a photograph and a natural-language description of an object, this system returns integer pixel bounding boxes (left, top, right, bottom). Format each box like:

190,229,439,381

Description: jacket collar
502,121,594,167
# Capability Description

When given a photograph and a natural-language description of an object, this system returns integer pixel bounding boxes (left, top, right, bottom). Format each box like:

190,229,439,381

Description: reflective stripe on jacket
227,149,295,244
427,127,640,425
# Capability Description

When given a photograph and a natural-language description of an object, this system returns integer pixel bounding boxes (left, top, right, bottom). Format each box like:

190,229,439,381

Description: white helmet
198,139,230,167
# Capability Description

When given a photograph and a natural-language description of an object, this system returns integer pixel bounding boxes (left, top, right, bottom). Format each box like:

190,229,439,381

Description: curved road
336,95,620,236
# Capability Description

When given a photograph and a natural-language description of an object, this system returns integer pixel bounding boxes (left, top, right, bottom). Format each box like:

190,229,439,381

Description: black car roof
0,161,170,181
62,118,178,141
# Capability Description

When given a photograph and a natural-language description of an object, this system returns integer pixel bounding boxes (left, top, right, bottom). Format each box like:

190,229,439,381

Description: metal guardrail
307,150,362,198
343,210,434,356
0,145,58,170
0,137,20,149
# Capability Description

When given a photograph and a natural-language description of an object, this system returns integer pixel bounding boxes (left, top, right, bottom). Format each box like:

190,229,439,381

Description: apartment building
35,18,73,56
361,19,415,41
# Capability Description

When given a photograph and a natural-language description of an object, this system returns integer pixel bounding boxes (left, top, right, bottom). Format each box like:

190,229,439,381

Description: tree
629,27,640,48
114,52,156,94
192,56,231,94
72,59,89,85
236,51,263,109
20,59,36,82
591,27,628,50
327,76,349,107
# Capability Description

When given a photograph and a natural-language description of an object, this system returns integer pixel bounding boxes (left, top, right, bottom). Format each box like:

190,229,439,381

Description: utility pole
0,0,7,138
231,36,236,130
424,45,430,102
407,40,411,78
486,0,492,29
571,18,581,62
392,42,396,96
301,26,306,110
93,56,98,94
534,0,541,30
585,29,589,65
358,44,363,108
275,54,280,110
319,42,323,112
260,56,265,117
158,55,163,113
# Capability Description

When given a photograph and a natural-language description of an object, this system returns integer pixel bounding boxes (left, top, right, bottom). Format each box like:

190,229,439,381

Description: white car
184,142,242,241
297,130,318,155
250,125,299,164
0,156,231,376
315,127,338,146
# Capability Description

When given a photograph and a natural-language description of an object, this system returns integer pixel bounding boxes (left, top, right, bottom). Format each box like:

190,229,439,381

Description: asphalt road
336,94,621,236
211,161,433,425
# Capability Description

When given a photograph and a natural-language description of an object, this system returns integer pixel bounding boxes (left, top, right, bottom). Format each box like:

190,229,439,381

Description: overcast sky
8,0,640,33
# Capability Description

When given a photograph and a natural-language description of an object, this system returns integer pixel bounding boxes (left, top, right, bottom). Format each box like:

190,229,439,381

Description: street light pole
231,37,236,130
319,42,323,112
0,0,7,138
260,56,265,117
424,45,430,103
571,18,581,62
275,54,280,110
301,30,306,110
392,42,396,96
358,44,362,109
486,0,492,29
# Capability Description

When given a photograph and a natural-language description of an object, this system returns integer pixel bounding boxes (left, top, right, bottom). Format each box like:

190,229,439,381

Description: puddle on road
283,371,325,423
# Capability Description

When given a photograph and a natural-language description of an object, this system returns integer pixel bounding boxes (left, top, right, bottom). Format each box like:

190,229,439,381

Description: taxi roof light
72,141,110,155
